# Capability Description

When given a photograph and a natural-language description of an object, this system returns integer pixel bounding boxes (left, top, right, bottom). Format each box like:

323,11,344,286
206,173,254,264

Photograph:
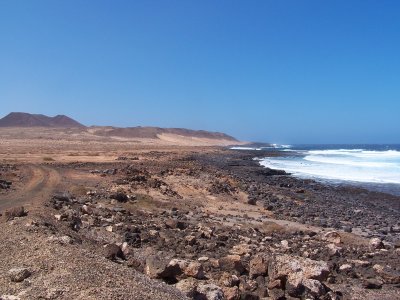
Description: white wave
271,144,292,148
259,148,400,184
230,147,262,150
230,144,292,150
307,149,400,158
303,155,399,168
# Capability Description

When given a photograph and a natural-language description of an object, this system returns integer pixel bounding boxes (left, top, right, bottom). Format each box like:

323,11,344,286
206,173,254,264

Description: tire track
0,165,61,211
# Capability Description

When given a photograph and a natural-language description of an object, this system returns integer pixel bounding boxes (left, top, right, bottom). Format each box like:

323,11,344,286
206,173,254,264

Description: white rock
322,231,341,244
59,235,72,244
327,243,342,256
1,296,20,300
198,256,209,262
269,254,330,282
369,238,384,249
339,264,352,271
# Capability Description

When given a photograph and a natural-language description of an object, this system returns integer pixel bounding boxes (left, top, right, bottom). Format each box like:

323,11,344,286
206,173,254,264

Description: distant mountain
90,126,238,141
0,112,239,142
0,112,85,128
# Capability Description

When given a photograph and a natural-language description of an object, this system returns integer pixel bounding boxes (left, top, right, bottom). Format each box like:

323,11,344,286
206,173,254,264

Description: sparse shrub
43,157,55,161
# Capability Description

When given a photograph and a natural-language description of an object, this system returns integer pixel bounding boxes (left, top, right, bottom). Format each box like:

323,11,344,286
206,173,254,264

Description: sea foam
259,148,400,184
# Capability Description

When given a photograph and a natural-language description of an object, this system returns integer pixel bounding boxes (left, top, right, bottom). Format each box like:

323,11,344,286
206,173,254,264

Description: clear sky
1,1,399,144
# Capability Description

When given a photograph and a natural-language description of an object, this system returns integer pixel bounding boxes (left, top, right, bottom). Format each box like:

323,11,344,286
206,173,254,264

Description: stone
369,238,384,250
267,254,330,298
4,207,26,221
349,260,371,267
240,292,259,300
267,279,283,290
54,214,65,221
229,243,251,256
268,287,285,300
327,243,342,256
198,256,209,262
185,261,205,279
127,257,144,272
175,278,198,298
249,255,268,279
199,226,213,239
8,267,31,282
52,192,73,202
121,242,130,256
168,259,205,280
222,286,239,300
269,255,330,282
373,264,400,284
302,278,326,298
165,219,186,230
285,277,305,298
1,295,20,300
110,192,128,202
343,226,352,233
247,197,257,205
363,279,383,289
220,272,240,287
104,244,125,261
124,231,141,247
322,231,341,244
339,264,352,271
219,255,245,274
255,276,268,298
59,235,73,244
185,235,197,245
81,204,91,214
197,283,224,300
280,240,289,249
145,256,182,281
0,179,12,189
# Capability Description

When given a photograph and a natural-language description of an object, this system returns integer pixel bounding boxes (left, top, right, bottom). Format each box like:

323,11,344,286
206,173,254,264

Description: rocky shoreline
0,148,399,299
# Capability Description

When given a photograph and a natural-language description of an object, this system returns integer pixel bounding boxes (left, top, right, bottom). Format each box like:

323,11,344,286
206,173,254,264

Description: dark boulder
104,244,125,261
4,206,26,221
110,192,128,202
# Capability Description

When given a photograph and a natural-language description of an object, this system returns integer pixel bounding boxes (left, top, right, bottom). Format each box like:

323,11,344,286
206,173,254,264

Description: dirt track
0,165,61,211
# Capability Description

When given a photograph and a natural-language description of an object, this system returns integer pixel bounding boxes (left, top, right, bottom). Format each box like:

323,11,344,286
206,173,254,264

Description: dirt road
0,165,61,211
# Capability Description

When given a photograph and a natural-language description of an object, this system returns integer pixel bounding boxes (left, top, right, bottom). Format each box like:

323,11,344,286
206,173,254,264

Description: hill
90,126,238,141
0,112,85,128
0,112,241,145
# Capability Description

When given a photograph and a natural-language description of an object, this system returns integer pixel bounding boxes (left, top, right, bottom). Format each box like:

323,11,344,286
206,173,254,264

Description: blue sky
0,1,399,144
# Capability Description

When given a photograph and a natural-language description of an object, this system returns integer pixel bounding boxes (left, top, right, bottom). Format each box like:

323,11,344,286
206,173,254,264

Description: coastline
207,149,400,241
1,146,399,299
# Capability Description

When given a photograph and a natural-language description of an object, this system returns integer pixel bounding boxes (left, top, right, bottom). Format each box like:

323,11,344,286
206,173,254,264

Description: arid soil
0,131,399,300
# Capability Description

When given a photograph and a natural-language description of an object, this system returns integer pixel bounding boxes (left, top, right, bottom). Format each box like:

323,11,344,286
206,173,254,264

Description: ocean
232,144,400,196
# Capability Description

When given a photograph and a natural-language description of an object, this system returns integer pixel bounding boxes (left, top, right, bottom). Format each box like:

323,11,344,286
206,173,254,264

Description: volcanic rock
363,279,383,289
8,267,31,282
4,207,26,221
104,244,125,261
219,255,245,275
196,283,224,300
249,255,268,279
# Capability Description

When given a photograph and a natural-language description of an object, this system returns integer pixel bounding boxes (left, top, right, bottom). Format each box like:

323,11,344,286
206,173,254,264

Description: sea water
232,144,400,195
